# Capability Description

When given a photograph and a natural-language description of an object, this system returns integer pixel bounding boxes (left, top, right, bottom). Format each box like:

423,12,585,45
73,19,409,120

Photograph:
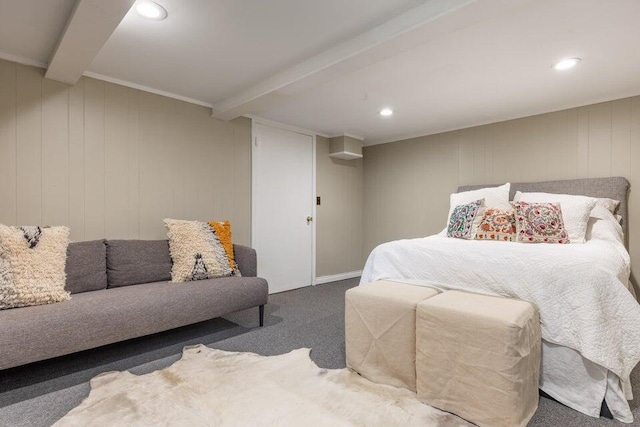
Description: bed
360,177,640,423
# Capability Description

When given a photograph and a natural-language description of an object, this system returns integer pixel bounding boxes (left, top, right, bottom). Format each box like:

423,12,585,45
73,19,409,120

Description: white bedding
361,207,640,390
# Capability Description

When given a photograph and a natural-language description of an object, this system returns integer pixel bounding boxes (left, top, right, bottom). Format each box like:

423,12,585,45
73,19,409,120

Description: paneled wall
364,96,640,294
316,136,364,276
0,60,252,245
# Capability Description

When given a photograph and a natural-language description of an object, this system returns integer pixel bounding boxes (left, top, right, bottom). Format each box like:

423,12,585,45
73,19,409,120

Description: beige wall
364,96,640,293
0,60,252,245
316,136,364,276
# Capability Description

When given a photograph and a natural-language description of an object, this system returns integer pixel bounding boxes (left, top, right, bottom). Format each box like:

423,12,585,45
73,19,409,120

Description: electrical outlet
316,196,321,205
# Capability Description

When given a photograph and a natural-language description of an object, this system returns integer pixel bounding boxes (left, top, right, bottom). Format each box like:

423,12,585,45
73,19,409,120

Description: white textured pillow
0,225,71,310
513,191,597,244
164,219,233,282
596,198,620,214
446,183,511,228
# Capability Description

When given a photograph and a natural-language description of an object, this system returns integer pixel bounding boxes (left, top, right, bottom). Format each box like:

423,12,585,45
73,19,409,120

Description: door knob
307,216,313,224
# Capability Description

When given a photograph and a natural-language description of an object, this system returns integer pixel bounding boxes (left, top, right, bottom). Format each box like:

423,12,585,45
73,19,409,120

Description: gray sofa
0,239,268,370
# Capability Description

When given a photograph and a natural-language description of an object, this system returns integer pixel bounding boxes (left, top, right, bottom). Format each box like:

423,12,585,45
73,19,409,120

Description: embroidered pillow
208,220,241,276
164,219,233,282
513,191,596,244
447,199,485,239
475,208,516,242
0,225,71,310
445,183,510,230
512,202,570,244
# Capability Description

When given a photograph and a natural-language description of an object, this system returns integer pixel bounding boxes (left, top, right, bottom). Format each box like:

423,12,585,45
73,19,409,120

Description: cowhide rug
55,344,471,426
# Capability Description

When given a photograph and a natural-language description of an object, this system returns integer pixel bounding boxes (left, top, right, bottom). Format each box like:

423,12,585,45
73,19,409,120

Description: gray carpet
0,278,637,426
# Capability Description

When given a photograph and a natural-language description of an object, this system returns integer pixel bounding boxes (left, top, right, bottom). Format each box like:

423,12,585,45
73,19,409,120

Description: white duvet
361,207,640,380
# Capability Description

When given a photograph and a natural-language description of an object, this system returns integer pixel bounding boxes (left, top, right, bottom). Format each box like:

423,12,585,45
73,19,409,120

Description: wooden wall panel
587,102,613,178
611,98,631,178
68,78,85,241
577,107,590,178
0,60,16,225
16,64,42,225
0,59,252,244
126,88,140,239
104,82,130,239
83,78,106,239
457,131,474,185
42,79,69,227
629,97,640,288
545,110,575,181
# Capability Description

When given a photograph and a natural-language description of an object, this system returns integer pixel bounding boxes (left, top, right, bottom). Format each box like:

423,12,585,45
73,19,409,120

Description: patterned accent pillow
208,220,241,276
475,208,516,242
447,199,485,239
0,225,71,310
164,219,233,282
512,202,570,244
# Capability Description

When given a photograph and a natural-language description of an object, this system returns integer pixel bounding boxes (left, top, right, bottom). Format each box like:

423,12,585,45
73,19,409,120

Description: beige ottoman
416,291,541,427
345,280,439,391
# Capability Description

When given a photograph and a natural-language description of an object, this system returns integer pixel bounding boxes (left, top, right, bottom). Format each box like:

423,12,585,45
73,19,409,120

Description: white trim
315,270,362,285
246,115,319,137
329,151,363,160
311,133,317,286
251,118,257,251
327,132,365,141
82,71,214,109
0,52,47,69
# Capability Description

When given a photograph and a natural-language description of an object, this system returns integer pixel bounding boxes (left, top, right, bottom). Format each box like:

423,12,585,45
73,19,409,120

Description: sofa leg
259,305,265,327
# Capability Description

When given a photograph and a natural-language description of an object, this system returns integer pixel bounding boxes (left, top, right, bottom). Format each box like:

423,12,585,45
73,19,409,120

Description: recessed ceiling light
553,58,581,71
135,1,167,20
380,108,393,117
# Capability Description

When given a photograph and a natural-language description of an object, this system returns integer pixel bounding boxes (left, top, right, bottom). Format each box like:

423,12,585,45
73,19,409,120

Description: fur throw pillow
0,225,71,310
164,219,233,282
208,220,241,276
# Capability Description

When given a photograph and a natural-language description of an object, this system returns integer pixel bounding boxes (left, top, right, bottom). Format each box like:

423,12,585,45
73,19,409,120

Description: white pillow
513,191,597,244
596,198,620,214
586,204,624,244
446,183,511,229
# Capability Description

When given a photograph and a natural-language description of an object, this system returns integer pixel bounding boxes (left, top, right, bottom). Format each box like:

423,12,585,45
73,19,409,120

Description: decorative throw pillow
208,220,241,276
512,202,570,244
447,199,485,239
445,183,510,231
513,191,596,244
164,219,233,282
0,225,71,310
475,208,516,242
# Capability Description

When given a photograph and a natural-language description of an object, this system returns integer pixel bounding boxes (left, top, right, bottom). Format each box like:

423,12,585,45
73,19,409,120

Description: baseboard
315,270,362,285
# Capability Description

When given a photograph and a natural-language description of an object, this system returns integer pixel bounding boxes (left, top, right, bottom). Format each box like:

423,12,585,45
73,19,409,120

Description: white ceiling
1,0,639,145
0,0,76,66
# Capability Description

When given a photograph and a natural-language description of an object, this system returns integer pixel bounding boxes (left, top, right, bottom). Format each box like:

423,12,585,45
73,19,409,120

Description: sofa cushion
106,240,172,288
0,276,269,369
65,240,107,294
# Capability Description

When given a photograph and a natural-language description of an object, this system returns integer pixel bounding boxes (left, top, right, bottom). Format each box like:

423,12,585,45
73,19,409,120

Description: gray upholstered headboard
458,177,631,248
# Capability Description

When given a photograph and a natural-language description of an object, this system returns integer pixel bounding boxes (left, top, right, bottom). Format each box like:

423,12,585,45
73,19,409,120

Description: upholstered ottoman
416,291,541,427
345,280,438,391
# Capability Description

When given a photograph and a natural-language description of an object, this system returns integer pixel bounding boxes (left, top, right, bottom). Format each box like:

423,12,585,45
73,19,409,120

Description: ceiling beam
45,0,135,85
211,0,476,120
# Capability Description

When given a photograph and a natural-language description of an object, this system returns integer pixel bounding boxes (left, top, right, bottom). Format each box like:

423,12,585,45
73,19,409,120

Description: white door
253,122,315,293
